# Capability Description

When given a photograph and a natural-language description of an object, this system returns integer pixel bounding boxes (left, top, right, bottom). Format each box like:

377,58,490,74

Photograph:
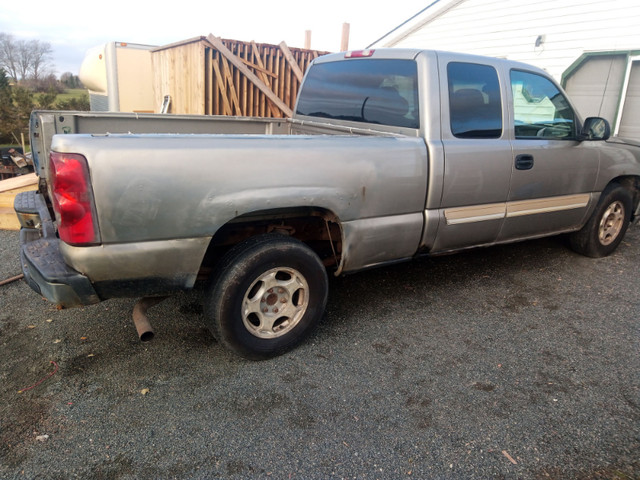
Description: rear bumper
15,190,100,307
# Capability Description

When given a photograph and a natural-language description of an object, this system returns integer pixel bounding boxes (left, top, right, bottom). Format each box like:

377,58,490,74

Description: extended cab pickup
15,49,640,359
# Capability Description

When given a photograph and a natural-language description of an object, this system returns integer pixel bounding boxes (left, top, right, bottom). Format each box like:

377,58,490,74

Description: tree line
0,33,89,145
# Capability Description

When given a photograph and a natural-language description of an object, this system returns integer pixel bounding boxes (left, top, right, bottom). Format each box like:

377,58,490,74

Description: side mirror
579,117,611,141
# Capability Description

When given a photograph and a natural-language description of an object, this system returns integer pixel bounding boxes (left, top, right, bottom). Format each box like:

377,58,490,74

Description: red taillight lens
49,152,100,245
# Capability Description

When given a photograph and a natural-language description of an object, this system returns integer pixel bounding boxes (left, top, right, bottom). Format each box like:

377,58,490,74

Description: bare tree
16,39,33,81
0,33,53,81
0,33,19,81
29,39,53,80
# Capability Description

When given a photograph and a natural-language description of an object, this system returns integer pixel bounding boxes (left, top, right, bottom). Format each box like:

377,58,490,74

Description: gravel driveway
1,227,638,479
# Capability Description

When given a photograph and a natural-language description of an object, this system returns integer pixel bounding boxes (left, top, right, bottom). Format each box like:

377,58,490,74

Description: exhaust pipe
132,296,168,342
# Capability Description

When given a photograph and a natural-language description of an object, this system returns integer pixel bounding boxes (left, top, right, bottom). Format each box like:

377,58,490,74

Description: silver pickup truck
15,49,640,359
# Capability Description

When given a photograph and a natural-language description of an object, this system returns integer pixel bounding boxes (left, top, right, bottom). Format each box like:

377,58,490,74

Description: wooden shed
151,35,329,118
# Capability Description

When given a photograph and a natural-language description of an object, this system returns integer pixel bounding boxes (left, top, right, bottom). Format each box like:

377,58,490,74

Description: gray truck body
17,49,640,311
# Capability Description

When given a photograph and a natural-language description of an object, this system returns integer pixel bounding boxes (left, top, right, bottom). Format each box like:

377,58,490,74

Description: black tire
204,234,328,360
569,183,633,258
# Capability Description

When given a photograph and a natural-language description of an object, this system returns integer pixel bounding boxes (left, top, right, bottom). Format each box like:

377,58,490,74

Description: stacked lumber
0,173,38,230
151,35,328,117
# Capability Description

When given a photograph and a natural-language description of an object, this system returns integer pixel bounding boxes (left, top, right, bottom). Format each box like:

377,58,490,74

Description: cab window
511,70,576,139
447,62,502,139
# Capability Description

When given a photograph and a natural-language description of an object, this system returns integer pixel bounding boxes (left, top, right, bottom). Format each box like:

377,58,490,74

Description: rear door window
447,62,503,138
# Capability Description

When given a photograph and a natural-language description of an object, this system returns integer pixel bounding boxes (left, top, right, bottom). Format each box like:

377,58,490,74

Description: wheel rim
598,200,625,246
242,267,309,339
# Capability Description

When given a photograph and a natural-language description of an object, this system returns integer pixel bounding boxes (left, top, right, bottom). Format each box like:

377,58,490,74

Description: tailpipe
132,296,168,342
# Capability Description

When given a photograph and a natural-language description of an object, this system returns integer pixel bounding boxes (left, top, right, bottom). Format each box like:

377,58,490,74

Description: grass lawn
56,88,88,103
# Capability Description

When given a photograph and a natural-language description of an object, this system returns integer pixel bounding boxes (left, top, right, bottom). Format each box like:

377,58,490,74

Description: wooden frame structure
151,35,328,118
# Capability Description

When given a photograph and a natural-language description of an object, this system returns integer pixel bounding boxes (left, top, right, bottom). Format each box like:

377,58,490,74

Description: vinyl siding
382,0,640,81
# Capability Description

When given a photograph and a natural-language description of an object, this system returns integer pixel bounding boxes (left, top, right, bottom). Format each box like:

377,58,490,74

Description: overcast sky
0,0,430,76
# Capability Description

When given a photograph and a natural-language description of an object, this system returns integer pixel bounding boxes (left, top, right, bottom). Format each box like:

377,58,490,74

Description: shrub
57,94,90,111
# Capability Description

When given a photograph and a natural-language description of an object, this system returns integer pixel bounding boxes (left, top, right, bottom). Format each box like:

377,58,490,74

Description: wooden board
0,173,38,230
152,39,206,114
0,173,38,193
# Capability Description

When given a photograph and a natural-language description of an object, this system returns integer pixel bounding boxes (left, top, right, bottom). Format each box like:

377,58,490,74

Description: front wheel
204,234,328,360
569,184,633,258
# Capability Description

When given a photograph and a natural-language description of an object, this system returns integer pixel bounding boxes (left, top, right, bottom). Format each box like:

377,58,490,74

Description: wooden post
305,31,312,50
341,23,350,51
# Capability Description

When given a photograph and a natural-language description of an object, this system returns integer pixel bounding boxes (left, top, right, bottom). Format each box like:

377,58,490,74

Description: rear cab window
296,59,419,129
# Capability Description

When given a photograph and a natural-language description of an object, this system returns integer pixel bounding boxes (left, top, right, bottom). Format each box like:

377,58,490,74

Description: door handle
515,154,534,170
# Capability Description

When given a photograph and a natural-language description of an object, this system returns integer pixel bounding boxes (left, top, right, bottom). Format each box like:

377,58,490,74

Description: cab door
498,69,600,241
431,55,513,252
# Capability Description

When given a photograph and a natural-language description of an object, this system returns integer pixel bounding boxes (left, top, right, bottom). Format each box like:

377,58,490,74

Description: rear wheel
204,234,328,360
569,184,633,258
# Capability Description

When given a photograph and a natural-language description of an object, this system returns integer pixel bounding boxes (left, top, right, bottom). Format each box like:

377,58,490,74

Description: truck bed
29,111,291,176
29,111,410,178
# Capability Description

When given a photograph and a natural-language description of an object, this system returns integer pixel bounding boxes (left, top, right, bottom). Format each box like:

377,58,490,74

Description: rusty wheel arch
197,207,343,281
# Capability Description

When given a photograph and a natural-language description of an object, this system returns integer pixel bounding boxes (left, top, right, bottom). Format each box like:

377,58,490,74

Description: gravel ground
0,227,638,479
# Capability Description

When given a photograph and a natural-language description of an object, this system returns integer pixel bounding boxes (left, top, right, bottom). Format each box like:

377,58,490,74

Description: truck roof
315,48,549,77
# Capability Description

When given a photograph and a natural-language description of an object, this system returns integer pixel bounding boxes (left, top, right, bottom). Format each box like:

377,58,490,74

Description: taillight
49,152,100,245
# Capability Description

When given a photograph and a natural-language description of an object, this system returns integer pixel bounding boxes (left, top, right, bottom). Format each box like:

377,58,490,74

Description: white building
370,0,640,139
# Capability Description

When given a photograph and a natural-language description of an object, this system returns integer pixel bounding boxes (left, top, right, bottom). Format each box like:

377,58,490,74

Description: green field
56,88,89,103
